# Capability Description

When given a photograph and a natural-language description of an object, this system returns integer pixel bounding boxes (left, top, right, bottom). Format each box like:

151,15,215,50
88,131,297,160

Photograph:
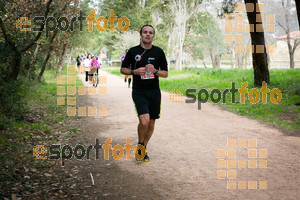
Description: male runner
120,25,168,162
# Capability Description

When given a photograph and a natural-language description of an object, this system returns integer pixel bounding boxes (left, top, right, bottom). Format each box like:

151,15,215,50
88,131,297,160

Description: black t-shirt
121,45,168,90
77,56,81,64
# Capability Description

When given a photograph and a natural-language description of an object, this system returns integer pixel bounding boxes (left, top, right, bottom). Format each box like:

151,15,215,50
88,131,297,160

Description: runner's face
141,26,154,44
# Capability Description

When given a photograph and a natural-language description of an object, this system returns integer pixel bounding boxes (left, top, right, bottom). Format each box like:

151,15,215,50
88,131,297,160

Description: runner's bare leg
138,114,150,144
144,119,155,147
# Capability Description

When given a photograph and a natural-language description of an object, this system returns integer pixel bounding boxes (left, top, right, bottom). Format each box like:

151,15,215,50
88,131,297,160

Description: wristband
154,69,158,75
131,69,134,75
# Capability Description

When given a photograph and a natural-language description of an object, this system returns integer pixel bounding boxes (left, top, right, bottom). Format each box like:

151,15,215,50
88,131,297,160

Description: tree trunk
213,54,220,68
230,49,234,68
235,53,243,68
244,53,248,69
283,0,295,69
209,50,214,68
289,49,294,69
32,42,40,64
58,42,69,74
38,30,58,82
244,0,269,86
10,50,22,81
68,47,74,66
38,53,51,82
201,59,207,68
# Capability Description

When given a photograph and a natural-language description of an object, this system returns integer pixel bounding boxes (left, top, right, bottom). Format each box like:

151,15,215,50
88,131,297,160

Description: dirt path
55,70,300,200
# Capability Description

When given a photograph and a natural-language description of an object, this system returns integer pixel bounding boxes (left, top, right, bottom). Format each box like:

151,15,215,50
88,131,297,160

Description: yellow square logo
67,86,76,95
67,97,76,105
259,149,267,158
98,107,107,116
225,14,234,22
57,86,65,95
88,87,97,95
248,149,257,158
245,3,254,12
238,160,247,168
78,86,86,95
67,76,76,85
217,170,226,179
78,107,86,116
227,139,236,147
248,160,257,168
67,66,76,74
235,3,244,12
217,149,226,158
217,159,226,168
227,170,236,179
88,107,97,116
259,181,267,190
67,107,76,116
225,24,233,33
228,160,236,168
227,181,236,190
57,76,65,85
57,97,65,105
99,86,107,95
99,76,107,84
228,149,236,158
248,181,257,189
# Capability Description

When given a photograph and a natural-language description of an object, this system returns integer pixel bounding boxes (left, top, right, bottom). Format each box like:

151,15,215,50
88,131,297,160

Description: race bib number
141,72,155,80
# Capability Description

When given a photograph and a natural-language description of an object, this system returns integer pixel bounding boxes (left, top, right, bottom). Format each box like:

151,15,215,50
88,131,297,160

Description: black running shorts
132,89,161,119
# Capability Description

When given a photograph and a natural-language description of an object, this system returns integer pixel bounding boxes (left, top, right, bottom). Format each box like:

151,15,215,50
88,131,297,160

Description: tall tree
169,0,203,70
0,0,53,80
187,12,226,68
222,0,269,85
245,0,269,85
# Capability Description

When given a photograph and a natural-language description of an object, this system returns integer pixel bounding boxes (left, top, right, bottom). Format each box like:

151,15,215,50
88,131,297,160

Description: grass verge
103,65,300,133
0,65,83,198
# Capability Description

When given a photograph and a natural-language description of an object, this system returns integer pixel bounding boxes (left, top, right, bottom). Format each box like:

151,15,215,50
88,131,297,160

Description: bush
0,76,31,122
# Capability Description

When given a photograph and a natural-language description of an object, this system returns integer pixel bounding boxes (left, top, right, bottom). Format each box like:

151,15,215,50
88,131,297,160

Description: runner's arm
155,70,168,78
146,64,168,78
157,49,168,78
120,67,131,75
120,49,133,75
121,67,146,76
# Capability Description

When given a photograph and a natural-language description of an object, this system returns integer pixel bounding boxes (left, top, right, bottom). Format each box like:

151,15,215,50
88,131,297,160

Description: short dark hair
140,25,155,35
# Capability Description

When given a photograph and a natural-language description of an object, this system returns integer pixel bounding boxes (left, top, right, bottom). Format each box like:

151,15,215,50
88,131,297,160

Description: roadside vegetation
0,66,82,198
104,66,300,132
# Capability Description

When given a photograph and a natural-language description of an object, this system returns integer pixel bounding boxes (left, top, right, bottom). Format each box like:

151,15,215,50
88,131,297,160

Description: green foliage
219,0,236,17
160,68,300,130
0,42,17,78
0,77,31,122
104,66,300,131
186,12,226,60
100,0,144,32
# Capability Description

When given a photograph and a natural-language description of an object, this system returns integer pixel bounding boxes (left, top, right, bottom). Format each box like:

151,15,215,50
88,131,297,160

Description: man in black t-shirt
121,25,168,162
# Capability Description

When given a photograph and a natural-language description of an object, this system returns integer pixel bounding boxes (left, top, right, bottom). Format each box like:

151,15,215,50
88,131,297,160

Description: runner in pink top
90,56,101,68
122,49,131,88
89,56,101,86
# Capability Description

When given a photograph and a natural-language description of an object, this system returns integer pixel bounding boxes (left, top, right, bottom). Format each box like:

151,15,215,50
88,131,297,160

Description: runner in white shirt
84,54,92,82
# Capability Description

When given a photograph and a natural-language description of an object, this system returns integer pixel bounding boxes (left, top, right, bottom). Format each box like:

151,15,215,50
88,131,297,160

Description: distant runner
90,56,101,86
121,49,131,88
84,54,92,82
